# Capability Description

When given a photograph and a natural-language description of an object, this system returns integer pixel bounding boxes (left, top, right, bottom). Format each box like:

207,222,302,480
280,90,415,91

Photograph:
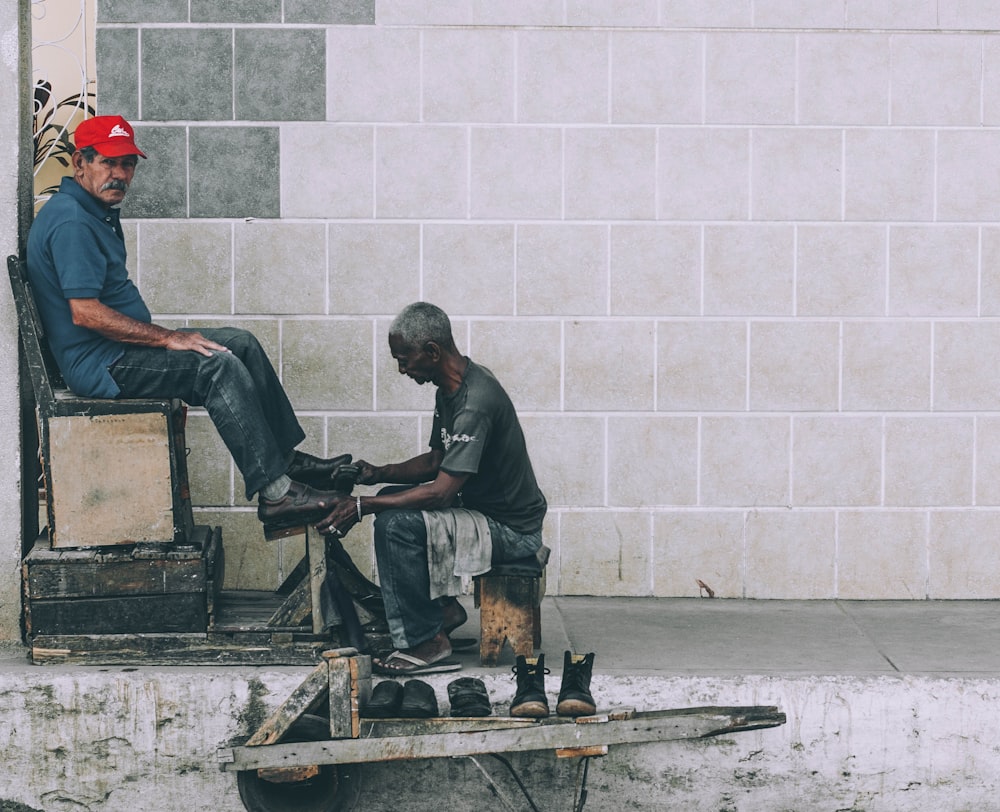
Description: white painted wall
0,0,29,642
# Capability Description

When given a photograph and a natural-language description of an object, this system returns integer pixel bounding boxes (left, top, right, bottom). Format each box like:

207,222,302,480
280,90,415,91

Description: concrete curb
1,651,997,811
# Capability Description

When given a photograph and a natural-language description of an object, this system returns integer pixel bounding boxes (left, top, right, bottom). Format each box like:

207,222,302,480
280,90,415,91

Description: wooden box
47,411,176,548
23,525,221,636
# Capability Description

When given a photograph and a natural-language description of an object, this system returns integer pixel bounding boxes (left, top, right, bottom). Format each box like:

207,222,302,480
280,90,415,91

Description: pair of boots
510,651,596,718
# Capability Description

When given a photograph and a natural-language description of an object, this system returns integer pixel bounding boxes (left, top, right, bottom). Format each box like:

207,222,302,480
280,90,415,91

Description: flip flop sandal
363,680,403,718
372,650,463,676
447,677,492,717
399,679,439,718
449,637,478,651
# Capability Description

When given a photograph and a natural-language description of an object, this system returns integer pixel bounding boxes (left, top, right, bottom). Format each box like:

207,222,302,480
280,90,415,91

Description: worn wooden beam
555,709,633,759
245,661,332,747
221,706,787,770
361,717,538,736
307,530,327,636
266,577,312,628
325,650,371,739
30,632,330,666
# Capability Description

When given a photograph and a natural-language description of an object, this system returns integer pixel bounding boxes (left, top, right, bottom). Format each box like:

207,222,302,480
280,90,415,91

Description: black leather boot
510,653,549,718
556,651,596,717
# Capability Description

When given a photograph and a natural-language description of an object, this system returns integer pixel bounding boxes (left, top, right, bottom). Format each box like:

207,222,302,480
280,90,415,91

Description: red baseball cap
73,115,147,158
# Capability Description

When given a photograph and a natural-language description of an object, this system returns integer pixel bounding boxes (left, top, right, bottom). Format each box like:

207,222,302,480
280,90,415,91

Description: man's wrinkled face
389,333,437,385
73,151,138,206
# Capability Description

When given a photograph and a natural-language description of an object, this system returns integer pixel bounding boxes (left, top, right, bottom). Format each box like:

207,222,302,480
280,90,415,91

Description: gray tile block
191,0,281,23
235,30,325,121
121,127,187,219
189,127,280,218
97,0,187,22
95,28,139,120
285,0,375,24
141,29,233,121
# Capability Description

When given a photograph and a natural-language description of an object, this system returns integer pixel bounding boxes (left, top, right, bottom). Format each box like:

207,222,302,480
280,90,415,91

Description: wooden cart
217,648,787,812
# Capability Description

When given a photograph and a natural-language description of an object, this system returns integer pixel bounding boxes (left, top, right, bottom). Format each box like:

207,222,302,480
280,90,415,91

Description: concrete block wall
93,1,1000,600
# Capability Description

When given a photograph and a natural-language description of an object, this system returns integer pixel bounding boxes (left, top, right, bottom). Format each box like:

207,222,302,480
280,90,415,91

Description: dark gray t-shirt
430,360,547,534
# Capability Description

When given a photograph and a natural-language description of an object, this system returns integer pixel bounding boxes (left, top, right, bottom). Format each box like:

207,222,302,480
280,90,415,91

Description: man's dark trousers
109,326,304,499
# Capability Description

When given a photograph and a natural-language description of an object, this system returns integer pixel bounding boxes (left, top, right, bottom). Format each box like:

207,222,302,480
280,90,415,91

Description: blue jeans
109,327,305,499
373,486,543,649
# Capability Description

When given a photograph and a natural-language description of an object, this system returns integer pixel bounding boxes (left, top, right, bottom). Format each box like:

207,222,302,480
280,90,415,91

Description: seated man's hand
315,493,359,536
166,329,231,357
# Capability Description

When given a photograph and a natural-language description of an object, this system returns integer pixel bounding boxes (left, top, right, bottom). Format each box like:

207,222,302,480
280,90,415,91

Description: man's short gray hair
77,145,99,163
390,302,453,348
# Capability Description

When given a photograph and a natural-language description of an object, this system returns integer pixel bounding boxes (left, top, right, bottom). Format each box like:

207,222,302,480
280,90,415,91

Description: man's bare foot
441,599,468,634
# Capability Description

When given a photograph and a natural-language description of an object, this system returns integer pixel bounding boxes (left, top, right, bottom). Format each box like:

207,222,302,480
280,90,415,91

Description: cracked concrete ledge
0,643,997,812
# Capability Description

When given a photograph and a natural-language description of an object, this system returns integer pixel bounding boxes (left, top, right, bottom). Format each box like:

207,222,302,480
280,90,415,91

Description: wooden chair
7,254,194,548
474,544,549,667
10,254,384,659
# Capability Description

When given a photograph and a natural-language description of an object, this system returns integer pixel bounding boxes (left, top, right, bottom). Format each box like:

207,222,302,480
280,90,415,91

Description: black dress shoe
286,450,353,487
399,679,438,718
364,680,403,718
258,480,341,540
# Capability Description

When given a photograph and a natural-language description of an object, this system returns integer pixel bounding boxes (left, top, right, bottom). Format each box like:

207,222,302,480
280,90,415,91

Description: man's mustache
101,179,129,192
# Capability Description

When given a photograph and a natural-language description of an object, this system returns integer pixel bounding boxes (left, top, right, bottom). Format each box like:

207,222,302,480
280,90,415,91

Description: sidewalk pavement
449,595,1000,676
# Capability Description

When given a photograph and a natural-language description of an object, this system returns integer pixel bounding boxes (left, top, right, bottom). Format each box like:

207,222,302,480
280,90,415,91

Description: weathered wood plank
276,558,309,596
266,577,312,628
327,656,356,739
361,718,537,736
29,593,207,635
48,412,175,547
26,557,206,599
556,709,632,759
222,706,787,770
31,633,330,666
308,530,326,636
352,656,372,733
245,661,331,747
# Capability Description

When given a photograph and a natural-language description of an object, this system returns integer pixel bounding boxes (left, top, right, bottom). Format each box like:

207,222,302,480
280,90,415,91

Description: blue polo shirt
26,177,151,398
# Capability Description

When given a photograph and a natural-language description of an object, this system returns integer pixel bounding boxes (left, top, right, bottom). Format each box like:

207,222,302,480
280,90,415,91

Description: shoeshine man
26,115,350,540
316,302,548,676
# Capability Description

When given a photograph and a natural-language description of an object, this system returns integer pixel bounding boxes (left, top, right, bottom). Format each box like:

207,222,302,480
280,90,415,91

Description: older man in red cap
26,115,347,539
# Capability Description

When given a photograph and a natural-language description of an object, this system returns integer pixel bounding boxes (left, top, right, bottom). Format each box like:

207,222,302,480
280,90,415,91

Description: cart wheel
237,714,360,812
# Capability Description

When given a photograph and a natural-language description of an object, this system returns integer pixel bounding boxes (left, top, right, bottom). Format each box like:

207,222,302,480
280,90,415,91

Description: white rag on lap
422,508,493,600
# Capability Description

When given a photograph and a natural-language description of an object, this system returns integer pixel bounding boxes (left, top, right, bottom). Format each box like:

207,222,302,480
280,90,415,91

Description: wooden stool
474,545,549,667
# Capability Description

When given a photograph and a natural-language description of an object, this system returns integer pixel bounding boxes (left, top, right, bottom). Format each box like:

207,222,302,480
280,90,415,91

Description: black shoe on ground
556,651,596,717
510,653,549,718
364,680,403,718
399,679,438,718
448,677,491,717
